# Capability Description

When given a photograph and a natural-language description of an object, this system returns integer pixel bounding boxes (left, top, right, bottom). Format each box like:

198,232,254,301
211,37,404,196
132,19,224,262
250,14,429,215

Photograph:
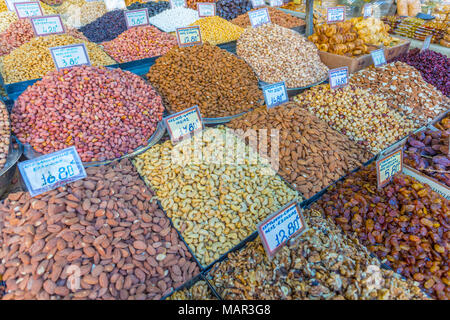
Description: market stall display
79,10,128,43
216,0,252,21
11,66,164,162
226,102,373,199
147,44,263,118
0,35,116,84
149,7,199,33
0,101,9,170
189,16,244,45
56,0,108,28
102,26,177,63
133,126,301,266
207,208,428,300
231,6,306,29
318,164,449,300
0,159,201,300
237,24,328,88
294,84,419,154
350,17,402,47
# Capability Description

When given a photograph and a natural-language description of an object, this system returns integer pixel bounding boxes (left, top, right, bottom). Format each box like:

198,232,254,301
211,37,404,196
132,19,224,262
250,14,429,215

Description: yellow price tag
376,149,403,188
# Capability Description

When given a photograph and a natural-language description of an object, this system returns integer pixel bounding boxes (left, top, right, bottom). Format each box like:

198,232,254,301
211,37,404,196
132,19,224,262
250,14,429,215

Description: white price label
421,35,432,51
371,49,386,67
18,147,87,198
258,201,308,258
50,44,91,70
170,0,185,9
251,0,265,8
14,1,43,18
248,7,271,27
328,67,348,89
5,0,22,11
269,0,283,7
262,82,288,109
176,26,202,47
197,3,216,17
164,106,203,143
30,15,65,36
327,7,345,23
363,4,372,18
376,149,403,188
124,8,150,28
104,0,126,11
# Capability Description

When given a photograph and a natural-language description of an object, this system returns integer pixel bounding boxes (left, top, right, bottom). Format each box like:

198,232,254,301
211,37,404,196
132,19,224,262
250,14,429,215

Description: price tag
269,0,283,7
164,106,203,143
262,82,288,109
5,0,22,11
197,3,215,17
421,35,432,51
176,26,202,47
327,7,345,24
248,7,271,27
371,48,386,67
50,43,91,70
170,0,185,9
258,201,308,258
363,4,372,18
18,147,87,198
328,66,348,89
30,15,65,36
104,0,126,11
376,149,403,188
251,0,265,8
14,1,43,18
124,8,150,28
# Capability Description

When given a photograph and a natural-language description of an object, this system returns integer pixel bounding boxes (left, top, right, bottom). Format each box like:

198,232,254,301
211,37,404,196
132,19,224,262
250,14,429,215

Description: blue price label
176,26,203,47
18,147,87,198
327,7,346,23
376,149,403,188
164,106,204,143
371,49,386,67
14,1,43,18
262,82,288,109
258,201,308,258
269,0,283,6
170,0,186,9
328,67,348,89
197,3,216,17
124,8,149,28
251,0,265,8
30,15,65,36
248,7,271,27
49,43,91,70
363,4,372,18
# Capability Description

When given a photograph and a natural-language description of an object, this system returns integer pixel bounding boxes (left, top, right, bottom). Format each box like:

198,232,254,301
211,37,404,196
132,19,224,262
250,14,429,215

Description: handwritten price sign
18,147,87,197
176,26,202,47
327,7,346,24
251,0,265,8
164,106,204,143
248,7,271,27
197,3,216,17
170,0,186,9
258,201,308,258
363,4,372,18
50,44,91,70
371,48,386,67
262,82,288,109
376,149,403,188
14,1,43,18
30,15,65,36
329,67,348,89
124,8,149,28
269,0,283,7
421,35,432,51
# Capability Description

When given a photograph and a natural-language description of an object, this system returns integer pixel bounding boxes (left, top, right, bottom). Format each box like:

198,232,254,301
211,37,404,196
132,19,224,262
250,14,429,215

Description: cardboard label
262,82,288,109
176,26,202,47
327,7,345,24
403,166,450,200
421,35,432,51
248,7,271,27
50,44,91,70
18,147,87,198
164,106,203,143
269,0,283,6
197,3,215,17
371,48,386,67
104,0,126,11
328,67,348,89
363,4,372,18
124,8,150,28
14,1,43,18
376,149,403,188
251,0,265,8
30,15,65,36
170,0,185,9
258,201,308,258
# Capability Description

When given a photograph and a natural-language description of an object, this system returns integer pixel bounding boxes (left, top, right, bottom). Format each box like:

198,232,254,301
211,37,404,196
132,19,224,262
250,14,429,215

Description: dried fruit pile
79,10,128,43
0,160,200,300
167,280,216,300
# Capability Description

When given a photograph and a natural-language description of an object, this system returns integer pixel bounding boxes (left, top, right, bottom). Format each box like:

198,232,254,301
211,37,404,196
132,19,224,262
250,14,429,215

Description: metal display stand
305,0,314,36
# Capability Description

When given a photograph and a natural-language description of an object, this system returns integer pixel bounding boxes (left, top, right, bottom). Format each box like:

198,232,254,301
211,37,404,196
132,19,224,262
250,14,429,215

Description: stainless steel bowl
0,137,23,197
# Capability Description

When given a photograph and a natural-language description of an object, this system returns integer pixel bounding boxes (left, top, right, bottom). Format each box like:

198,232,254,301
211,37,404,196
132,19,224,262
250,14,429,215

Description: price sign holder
371,48,386,67
50,43,91,70
363,4,372,18
176,26,202,47
376,149,403,188
197,3,216,17
258,201,308,259
124,8,150,28
248,7,271,28
14,1,43,18
18,146,87,198
251,0,265,8
327,7,346,24
328,66,348,89
269,0,283,7
30,15,65,37
262,82,288,109
164,106,204,143
170,0,186,9
421,35,432,51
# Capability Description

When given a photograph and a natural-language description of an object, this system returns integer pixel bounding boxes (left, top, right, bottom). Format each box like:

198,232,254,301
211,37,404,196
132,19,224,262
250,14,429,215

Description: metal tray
0,136,23,198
